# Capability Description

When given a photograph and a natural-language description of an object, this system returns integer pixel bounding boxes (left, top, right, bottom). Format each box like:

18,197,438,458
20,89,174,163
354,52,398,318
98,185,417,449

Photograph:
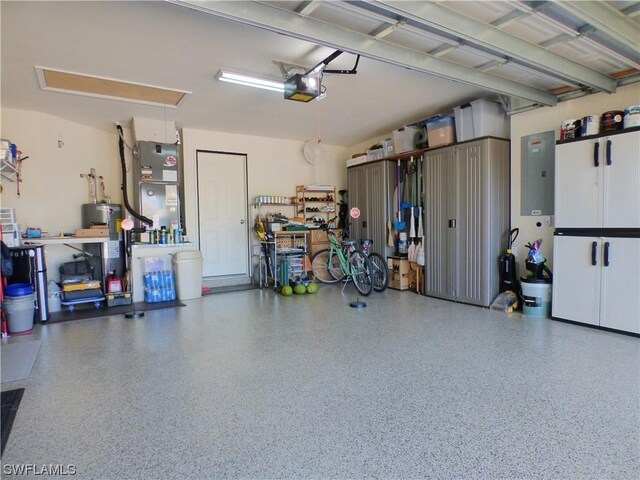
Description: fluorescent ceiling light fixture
216,70,284,92
35,66,190,107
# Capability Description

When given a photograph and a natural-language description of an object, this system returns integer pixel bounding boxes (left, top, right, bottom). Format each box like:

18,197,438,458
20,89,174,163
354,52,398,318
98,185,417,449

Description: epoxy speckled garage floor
2,286,639,479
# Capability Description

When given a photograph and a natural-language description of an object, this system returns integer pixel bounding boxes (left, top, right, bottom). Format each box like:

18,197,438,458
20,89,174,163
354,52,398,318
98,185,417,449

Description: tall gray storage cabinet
347,160,394,256
424,137,510,307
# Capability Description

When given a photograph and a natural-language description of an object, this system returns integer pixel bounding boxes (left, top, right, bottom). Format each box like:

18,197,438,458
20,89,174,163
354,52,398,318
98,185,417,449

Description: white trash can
172,250,203,300
4,283,36,334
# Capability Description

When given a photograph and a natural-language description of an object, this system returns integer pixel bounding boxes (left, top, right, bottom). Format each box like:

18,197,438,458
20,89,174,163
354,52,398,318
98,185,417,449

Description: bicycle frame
327,230,365,278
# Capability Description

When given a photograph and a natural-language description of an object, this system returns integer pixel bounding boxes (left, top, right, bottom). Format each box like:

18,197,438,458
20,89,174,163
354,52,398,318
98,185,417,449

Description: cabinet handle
593,142,600,167
606,139,612,166
604,241,610,267
591,241,598,266
448,219,456,228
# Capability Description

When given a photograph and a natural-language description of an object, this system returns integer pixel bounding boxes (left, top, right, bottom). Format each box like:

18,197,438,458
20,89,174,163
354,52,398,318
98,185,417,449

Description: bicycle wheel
350,251,373,296
368,253,389,292
311,249,343,284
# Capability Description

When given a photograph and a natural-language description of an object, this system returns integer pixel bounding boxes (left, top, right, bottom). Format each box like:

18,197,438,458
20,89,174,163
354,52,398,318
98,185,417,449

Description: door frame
195,149,250,278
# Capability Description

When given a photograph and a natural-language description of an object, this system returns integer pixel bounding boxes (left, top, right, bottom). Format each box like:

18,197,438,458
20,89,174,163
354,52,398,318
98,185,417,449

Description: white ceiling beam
553,1,640,53
165,0,558,106
369,0,617,93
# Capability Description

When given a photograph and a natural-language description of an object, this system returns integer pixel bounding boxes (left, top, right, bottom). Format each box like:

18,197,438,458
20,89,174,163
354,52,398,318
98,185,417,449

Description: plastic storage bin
47,280,62,313
172,250,203,300
393,126,421,153
4,283,35,333
426,115,456,147
366,148,385,162
383,138,395,157
453,99,509,141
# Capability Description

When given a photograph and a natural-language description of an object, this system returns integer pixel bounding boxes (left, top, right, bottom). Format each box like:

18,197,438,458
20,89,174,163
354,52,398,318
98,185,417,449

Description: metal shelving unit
252,201,308,289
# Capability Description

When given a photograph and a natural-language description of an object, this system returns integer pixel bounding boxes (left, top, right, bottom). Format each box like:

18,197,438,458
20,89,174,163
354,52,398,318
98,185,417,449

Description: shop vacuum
499,228,520,294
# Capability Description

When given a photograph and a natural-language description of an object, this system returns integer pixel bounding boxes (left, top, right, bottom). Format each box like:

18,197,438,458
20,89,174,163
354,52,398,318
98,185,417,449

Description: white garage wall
180,128,349,249
510,83,640,273
0,108,131,281
1,109,349,278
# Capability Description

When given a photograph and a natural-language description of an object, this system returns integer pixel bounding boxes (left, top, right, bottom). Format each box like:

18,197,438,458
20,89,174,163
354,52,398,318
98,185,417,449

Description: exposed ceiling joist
295,0,321,17
552,0,640,53
368,0,617,93
166,0,558,106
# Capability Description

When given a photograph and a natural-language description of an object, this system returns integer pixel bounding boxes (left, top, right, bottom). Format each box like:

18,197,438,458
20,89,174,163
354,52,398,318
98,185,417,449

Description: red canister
601,110,624,132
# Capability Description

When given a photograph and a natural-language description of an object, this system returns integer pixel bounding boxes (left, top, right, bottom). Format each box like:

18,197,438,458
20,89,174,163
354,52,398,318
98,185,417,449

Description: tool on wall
99,176,112,203
80,168,98,204
393,160,405,231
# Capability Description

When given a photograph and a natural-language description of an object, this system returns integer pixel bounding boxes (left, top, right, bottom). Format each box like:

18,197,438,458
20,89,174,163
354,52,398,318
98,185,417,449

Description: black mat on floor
1,388,24,456
46,300,185,324
202,284,259,295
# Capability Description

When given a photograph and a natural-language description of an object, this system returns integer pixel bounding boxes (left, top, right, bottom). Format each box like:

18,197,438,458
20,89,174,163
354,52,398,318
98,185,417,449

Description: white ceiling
2,1,638,147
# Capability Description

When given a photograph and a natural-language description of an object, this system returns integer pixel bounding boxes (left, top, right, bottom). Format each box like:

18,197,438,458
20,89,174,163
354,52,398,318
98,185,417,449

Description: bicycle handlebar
317,216,339,231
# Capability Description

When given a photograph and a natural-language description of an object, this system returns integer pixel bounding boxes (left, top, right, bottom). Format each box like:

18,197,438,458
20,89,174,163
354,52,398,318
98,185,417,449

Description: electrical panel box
521,131,555,216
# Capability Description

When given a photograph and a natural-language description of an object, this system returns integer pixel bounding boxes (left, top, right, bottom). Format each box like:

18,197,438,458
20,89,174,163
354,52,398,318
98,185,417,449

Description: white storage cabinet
555,129,640,229
552,235,640,334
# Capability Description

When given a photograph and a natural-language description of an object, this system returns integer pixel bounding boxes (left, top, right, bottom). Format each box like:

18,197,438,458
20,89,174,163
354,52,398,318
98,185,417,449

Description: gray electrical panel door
521,131,554,216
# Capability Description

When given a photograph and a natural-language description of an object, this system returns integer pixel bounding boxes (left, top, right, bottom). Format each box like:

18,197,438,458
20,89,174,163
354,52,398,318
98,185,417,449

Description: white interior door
197,151,248,277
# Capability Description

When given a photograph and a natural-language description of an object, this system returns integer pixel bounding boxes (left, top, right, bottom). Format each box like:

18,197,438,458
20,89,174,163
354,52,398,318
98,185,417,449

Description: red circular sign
350,207,361,219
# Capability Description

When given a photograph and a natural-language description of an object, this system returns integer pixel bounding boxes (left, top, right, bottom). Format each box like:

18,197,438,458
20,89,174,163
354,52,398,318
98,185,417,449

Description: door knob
240,219,245,224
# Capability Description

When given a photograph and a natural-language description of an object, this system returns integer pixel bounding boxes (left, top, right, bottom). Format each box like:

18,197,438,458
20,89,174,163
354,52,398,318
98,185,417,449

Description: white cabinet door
551,235,601,325
602,131,640,229
555,139,602,228
600,237,640,334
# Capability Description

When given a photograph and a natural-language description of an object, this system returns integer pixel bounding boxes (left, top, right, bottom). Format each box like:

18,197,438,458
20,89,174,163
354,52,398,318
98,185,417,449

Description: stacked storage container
425,115,456,147
453,99,509,141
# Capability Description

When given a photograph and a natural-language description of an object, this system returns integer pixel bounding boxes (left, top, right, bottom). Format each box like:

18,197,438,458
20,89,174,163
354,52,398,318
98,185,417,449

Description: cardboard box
390,271,409,291
388,256,409,275
75,227,109,237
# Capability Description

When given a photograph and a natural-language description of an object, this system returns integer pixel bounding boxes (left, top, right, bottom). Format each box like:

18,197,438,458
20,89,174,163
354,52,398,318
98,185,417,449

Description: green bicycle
310,228,373,296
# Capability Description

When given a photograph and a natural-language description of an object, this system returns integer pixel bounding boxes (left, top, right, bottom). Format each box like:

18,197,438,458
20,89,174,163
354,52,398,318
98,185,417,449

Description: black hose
117,125,153,226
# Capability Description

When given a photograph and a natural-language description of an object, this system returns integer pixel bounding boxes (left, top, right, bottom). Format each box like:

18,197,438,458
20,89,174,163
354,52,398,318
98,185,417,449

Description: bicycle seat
342,239,358,253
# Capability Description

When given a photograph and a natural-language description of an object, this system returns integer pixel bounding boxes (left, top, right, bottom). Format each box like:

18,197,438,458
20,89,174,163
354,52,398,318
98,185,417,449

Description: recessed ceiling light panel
35,66,190,108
